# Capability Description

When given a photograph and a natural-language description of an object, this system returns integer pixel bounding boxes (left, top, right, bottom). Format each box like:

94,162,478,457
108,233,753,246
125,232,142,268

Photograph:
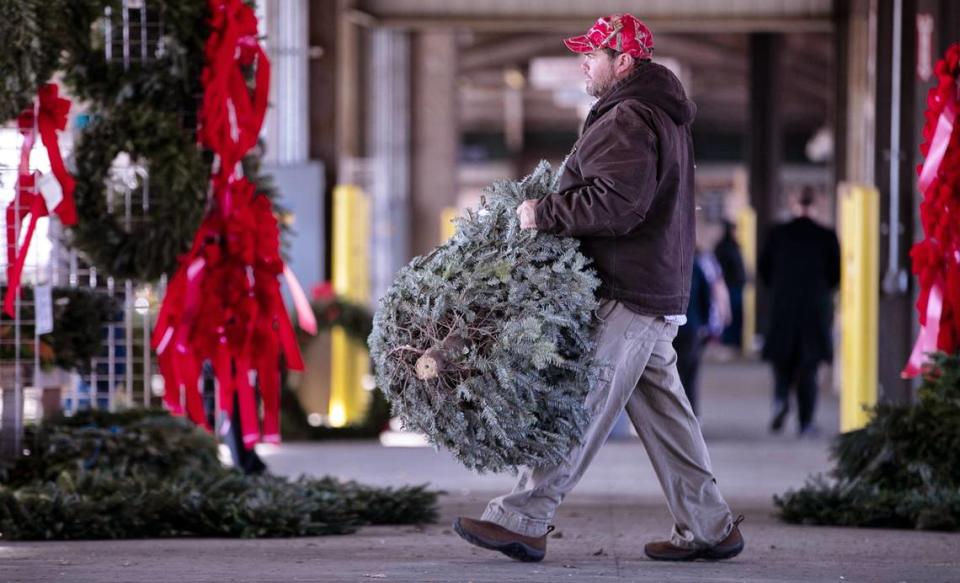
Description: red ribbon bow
199,0,270,179
3,83,77,318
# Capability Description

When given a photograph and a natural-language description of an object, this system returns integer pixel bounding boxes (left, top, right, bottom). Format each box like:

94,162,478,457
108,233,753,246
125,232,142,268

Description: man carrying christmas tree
454,14,744,563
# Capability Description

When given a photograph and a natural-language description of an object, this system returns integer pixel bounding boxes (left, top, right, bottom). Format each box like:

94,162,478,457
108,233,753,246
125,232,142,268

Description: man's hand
517,199,538,230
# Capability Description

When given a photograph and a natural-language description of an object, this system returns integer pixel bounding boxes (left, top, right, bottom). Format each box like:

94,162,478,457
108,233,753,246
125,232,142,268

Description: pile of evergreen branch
0,410,439,540
775,352,960,531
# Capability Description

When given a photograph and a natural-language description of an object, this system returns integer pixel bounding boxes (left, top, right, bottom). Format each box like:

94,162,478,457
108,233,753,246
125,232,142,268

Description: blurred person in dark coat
758,186,840,436
714,221,747,348
673,254,712,416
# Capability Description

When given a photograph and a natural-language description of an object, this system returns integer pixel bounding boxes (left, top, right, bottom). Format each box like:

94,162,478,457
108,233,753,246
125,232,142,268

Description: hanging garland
69,103,208,282
59,0,207,113
0,0,64,121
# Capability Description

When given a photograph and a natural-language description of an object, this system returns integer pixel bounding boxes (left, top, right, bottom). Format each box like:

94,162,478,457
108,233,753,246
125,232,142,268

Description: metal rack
0,0,172,459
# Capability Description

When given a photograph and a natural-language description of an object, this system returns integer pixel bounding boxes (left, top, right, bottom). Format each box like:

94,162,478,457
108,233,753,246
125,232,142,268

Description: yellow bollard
441,207,458,242
329,184,371,427
736,206,757,355
838,184,879,432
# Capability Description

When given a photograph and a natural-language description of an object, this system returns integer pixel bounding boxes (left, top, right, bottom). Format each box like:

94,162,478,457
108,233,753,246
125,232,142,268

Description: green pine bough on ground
369,162,600,473
774,352,960,531
0,410,439,540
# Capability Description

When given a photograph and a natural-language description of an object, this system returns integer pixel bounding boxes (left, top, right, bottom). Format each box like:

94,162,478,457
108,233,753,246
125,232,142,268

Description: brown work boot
644,515,745,562
453,517,553,562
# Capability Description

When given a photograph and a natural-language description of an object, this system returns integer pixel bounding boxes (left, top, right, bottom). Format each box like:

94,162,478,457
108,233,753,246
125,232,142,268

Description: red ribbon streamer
153,0,314,448
35,84,77,226
4,185,48,317
3,84,77,318
152,0,317,447
903,280,943,378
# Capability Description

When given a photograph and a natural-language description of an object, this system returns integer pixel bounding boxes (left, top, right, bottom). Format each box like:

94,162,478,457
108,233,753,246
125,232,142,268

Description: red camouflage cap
563,14,654,60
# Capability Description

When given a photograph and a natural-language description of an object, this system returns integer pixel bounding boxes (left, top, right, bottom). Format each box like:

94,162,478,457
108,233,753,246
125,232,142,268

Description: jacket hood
588,61,697,127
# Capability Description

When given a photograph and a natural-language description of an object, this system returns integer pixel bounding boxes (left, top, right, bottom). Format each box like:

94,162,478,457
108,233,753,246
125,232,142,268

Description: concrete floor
3,360,959,582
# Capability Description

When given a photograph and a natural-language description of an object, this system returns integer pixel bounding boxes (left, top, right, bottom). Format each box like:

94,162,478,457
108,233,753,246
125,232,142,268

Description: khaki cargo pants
482,299,734,549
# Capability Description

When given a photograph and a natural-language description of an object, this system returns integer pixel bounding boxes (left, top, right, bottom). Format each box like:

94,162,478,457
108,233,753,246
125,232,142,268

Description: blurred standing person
699,249,732,341
715,221,747,349
673,252,712,415
758,187,840,436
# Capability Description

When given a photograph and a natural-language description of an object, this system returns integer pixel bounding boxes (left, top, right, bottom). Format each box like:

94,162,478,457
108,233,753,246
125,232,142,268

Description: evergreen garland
69,103,208,282
0,409,440,540
0,0,64,121
369,162,600,473
775,352,960,531
0,286,119,372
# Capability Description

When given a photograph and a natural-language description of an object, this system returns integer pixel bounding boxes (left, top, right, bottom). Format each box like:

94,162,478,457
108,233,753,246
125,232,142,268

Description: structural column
410,31,458,258
872,0,916,403
308,0,340,277
748,33,783,337
265,0,310,164
369,29,411,300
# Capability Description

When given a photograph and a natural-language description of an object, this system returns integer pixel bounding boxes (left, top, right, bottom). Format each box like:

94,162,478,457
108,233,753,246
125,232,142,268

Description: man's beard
586,74,613,97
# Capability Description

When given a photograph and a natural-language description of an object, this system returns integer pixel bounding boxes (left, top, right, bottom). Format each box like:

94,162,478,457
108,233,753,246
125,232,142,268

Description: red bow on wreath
3,83,77,317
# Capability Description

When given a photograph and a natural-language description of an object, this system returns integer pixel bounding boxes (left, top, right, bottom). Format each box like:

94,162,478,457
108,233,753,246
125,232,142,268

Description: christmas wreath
299,282,374,346
369,162,600,473
284,284,388,441
69,103,208,282
0,0,64,121
59,0,207,113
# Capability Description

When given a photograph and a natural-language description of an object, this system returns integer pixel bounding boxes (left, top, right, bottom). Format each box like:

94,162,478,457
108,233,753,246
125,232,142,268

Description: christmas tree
369,162,600,473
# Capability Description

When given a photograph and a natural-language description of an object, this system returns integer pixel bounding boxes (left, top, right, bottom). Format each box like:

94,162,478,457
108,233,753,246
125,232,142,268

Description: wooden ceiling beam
350,9,832,34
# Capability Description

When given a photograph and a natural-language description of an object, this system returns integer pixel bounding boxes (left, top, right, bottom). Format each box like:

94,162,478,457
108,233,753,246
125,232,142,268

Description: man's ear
616,53,635,74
